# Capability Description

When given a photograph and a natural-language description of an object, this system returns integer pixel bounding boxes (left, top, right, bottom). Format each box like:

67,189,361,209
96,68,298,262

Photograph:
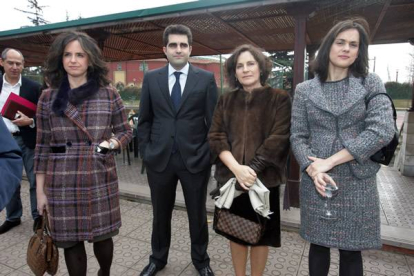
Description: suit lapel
63,102,94,141
177,64,199,113
157,65,176,114
19,78,30,100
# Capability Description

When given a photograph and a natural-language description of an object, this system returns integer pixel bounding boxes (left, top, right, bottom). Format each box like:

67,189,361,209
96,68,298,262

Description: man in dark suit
138,25,218,276
0,116,23,211
0,48,42,233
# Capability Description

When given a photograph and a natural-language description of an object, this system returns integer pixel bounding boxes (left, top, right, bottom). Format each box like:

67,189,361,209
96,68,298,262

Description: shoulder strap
365,93,397,121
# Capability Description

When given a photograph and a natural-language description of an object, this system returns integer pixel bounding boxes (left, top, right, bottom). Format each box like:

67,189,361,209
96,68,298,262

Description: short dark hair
163,24,193,46
224,44,272,89
45,31,110,88
312,18,370,82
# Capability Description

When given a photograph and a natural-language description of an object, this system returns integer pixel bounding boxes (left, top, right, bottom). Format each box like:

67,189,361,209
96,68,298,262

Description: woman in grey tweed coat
290,18,395,276
34,31,132,276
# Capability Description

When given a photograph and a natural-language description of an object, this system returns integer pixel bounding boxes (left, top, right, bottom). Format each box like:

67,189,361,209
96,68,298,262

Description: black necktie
171,72,182,110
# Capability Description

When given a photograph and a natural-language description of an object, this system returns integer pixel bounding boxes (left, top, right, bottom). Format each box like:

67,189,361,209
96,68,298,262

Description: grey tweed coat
34,86,132,242
290,73,395,250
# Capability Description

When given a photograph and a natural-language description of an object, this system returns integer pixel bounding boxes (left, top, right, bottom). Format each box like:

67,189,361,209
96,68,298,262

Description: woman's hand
36,191,48,216
233,165,257,190
99,140,110,148
312,172,336,197
306,156,334,178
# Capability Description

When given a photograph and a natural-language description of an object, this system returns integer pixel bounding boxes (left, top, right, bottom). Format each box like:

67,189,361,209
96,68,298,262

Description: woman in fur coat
208,44,291,276
34,31,132,276
290,18,395,276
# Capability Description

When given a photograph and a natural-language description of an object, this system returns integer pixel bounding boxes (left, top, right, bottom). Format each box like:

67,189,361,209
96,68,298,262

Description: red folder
1,93,37,120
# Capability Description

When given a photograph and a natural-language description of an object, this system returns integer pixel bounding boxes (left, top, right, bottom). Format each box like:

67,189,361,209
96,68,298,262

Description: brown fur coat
208,85,291,187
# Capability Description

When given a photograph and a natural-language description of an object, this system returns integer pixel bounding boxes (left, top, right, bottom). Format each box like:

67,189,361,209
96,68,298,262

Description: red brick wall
107,59,222,87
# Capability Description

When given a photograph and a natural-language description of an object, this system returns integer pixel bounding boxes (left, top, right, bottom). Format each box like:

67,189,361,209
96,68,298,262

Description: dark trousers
309,243,363,276
146,152,211,270
6,136,38,221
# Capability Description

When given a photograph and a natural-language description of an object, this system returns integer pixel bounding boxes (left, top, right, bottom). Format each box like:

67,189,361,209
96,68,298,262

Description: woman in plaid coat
34,31,132,276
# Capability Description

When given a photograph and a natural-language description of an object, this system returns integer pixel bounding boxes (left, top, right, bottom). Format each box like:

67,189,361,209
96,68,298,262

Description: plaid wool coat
34,86,132,242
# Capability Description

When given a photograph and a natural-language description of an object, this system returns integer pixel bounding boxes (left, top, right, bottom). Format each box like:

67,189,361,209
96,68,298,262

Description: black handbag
365,93,399,165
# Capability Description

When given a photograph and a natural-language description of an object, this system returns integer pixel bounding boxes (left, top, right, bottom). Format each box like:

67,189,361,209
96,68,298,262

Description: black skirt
215,186,281,247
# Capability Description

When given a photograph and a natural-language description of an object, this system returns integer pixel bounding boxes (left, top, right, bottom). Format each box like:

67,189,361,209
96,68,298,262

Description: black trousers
146,152,211,270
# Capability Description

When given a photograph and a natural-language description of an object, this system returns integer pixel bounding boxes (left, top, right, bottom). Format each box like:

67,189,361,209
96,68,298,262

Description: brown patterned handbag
27,210,59,276
213,208,265,245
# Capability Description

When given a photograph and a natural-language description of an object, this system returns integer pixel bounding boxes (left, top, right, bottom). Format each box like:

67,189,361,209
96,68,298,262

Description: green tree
385,82,413,99
22,66,43,85
119,86,141,101
268,51,294,92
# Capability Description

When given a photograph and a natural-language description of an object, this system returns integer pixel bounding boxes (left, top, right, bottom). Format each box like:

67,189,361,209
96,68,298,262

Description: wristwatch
109,140,116,150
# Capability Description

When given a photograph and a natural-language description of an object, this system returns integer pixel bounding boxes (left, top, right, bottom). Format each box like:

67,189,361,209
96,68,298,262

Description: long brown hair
45,31,110,88
312,18,370,82
225,44,272,89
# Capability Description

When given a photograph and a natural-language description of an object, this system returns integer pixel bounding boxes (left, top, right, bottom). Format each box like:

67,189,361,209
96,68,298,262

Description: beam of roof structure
0,0,412,66
371,0,392,41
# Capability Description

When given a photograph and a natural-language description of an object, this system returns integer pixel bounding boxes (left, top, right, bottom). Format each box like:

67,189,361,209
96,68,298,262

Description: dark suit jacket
0,76,42,149
138,64,218,173
0,116,23,211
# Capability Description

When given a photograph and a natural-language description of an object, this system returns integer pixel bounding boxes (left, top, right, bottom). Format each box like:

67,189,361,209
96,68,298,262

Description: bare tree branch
14,0,49,26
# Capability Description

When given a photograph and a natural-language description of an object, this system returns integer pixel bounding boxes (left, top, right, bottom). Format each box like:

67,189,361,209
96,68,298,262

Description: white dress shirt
168,63,189,95
0,75,22,133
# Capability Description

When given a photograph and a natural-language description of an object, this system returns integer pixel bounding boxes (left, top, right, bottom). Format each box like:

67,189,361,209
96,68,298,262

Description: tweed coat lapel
307,75,368,116
157,65,175,114
63,102,94,141
176,64,199,114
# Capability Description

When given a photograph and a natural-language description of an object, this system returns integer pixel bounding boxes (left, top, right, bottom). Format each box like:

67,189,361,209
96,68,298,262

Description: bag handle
39,210,55,262
365,92,397,121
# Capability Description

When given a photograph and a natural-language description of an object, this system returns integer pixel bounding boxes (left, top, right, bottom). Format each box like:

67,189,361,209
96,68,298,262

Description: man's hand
11,111,33,127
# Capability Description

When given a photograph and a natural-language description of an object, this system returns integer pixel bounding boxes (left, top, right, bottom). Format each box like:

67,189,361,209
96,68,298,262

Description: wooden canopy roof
0,0,413,66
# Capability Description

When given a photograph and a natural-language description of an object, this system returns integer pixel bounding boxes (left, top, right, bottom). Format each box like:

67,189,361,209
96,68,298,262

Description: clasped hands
306,156,336,197
233,164,257,191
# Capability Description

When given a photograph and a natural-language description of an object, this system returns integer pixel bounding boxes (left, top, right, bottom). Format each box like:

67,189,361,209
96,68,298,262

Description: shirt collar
168,63,189,77
3,74,22,87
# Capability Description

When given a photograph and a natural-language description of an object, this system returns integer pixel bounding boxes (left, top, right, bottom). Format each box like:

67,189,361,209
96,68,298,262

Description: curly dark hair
224,44,272,89
312,17,370,82
45,31,110,88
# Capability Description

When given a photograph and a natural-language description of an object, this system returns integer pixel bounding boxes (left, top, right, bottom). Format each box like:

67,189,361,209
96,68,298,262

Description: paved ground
0,110,412,275
1,182,414,276
1,162,414,275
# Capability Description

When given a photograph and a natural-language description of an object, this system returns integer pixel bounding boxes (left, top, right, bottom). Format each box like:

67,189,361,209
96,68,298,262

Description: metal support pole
220,54,224,94
410,79,414,111
286,14,307,208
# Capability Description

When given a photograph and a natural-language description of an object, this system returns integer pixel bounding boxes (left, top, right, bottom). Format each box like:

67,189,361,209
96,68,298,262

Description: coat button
66,141,72,147
86,140,92,146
